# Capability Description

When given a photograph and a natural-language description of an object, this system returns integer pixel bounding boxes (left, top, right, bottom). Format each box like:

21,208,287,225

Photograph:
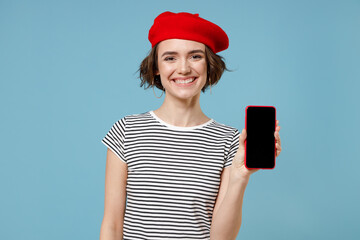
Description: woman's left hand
231,120,282,179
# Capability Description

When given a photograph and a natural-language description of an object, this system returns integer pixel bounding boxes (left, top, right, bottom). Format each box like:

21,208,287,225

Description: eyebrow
161,49,205,58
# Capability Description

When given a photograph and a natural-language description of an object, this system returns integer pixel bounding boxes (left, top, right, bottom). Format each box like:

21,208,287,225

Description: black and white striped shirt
101,110,240,240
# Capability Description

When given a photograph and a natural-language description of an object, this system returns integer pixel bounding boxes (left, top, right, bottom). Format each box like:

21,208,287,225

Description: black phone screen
245,106,276,169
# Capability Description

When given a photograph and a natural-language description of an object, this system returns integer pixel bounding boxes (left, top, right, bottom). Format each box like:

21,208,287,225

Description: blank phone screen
245,106,276,169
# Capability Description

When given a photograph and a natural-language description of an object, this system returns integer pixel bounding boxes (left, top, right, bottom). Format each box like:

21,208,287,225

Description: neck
153,92,210,127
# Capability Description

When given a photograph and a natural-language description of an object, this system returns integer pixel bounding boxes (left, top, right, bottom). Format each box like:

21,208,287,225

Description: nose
177,58,191,75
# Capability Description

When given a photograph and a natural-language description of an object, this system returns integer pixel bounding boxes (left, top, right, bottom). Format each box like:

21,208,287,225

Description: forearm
99,221,123,240
210,173,249,240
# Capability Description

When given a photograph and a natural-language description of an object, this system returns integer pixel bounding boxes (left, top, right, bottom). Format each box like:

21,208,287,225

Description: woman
100,11,282,240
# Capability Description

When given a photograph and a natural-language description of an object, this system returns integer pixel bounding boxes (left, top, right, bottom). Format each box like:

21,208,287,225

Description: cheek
195,62,207,77
158,63,174,77
195,60,207,71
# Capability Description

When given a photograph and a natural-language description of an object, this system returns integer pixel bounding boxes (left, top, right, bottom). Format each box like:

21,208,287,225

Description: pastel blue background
1,0,359,239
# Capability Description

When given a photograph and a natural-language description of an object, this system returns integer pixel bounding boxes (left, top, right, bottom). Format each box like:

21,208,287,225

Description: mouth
171,77,197,87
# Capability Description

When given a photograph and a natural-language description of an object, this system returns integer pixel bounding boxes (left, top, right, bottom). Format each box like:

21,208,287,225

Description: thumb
238,128,247,151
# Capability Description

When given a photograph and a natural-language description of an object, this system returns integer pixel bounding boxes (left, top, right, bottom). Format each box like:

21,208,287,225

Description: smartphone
245,105,276,169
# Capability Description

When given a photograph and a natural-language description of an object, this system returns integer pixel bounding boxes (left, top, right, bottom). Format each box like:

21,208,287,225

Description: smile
172,77,197,86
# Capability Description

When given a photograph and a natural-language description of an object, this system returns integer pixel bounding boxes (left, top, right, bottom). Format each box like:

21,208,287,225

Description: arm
210,129,251,239
210,123,282,239
99,148,128,240
210,166,249,240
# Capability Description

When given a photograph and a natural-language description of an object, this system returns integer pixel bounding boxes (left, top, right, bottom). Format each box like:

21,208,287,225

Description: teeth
174,78,195,84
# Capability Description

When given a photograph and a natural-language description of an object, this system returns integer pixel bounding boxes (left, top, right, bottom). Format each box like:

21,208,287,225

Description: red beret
148,11,229,53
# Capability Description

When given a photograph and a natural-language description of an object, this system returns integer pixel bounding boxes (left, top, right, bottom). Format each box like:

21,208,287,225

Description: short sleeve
101,117,127,164
224,129,241,168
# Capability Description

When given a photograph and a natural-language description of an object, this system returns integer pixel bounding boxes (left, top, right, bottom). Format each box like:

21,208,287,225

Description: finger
274,131,279,138
276,142,282,156
274,131,279,140
276,142,282,151
275,143,281,156
276,150,280,157
277,132,281,146
274,131,281,142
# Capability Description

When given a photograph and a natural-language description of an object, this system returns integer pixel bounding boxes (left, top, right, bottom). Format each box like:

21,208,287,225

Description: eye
191,55,203,60
164,56,175,61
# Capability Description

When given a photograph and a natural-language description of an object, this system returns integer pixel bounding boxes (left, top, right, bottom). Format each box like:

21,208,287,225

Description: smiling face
156,39,208,100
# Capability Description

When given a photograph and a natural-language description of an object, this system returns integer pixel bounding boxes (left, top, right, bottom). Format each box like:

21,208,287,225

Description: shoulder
110,111,150,123
209,119,240,138
115,111,154,128
122,111,150,121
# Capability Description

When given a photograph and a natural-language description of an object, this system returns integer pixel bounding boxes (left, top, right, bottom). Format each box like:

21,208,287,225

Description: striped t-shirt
101,110,240,240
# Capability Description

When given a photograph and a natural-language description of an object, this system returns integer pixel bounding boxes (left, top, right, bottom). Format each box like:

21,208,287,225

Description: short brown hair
139,43,228,93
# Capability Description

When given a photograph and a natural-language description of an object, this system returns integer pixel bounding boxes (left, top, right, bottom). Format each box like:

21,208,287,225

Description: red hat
148,11,229,53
